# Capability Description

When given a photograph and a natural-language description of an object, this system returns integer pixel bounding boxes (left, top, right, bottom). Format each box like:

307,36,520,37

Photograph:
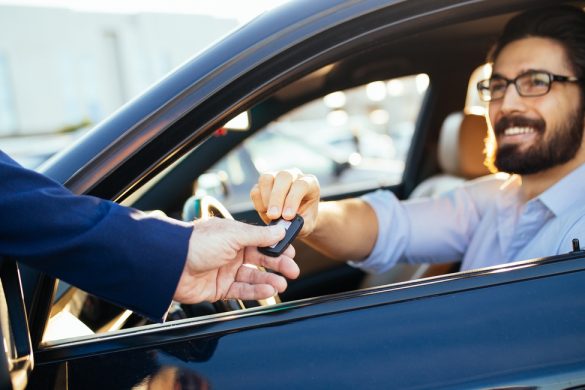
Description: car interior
25,2,584,349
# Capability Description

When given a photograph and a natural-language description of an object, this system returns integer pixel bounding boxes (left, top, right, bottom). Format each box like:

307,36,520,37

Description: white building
0,5,237,136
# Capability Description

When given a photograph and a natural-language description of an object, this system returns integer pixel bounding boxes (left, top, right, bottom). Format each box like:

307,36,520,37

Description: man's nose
498,82,527,113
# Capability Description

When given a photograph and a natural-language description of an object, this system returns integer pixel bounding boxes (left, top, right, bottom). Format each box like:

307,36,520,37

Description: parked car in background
2,0,585,389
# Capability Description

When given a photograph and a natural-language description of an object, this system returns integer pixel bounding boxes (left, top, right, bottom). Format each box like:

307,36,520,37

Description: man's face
488,37,584,175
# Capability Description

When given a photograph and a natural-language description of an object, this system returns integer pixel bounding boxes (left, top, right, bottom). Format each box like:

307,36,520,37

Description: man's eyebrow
491,68,551,79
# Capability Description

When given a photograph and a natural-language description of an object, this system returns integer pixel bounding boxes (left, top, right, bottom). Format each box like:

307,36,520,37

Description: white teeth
504,127,535,136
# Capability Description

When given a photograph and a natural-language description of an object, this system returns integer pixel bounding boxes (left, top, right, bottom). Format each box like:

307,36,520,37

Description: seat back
410,110,489,198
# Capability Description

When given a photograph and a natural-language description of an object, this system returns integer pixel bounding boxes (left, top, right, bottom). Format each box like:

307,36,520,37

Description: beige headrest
438,111,490,179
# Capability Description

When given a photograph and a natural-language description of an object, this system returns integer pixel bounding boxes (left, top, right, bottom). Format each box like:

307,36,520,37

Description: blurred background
0,0,289,168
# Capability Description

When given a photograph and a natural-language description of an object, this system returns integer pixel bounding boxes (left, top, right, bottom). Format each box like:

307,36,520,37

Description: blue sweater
0,151,192,321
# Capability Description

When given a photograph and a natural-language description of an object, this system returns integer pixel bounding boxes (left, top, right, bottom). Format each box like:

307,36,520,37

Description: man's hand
173,218,300,303
250,169,321,237
250,168,378,262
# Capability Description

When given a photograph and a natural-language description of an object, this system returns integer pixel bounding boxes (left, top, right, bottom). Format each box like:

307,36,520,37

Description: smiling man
249,5,585,273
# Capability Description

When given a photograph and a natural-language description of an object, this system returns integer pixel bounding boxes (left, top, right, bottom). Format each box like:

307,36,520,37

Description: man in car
250,5,585,275
0,150,299,322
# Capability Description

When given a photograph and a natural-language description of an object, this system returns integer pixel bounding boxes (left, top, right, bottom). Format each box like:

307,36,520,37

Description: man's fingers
257,173,275,214
282,175,316,219
265,171,293,219
224,265,289,299
232,220,286,248
281,243,295,259
265,169,304,220
225,282,277,301
238,264,288,291
253,170,318,226
251,184,271,224
254,255,300,280
250,184,266,213
245,246,300,279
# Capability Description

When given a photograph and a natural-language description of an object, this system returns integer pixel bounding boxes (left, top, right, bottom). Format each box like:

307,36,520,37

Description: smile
503,126,537,136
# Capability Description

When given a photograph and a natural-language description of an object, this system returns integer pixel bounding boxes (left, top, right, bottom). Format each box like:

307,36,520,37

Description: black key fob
259,214,304,257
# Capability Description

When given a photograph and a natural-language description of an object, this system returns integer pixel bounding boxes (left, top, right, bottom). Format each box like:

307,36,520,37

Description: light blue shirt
350,163,585,273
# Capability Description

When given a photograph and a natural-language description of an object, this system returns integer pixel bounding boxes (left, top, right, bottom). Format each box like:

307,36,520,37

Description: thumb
233,222,286,248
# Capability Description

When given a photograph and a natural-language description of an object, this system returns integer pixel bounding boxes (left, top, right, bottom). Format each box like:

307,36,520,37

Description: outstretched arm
250,169,378,262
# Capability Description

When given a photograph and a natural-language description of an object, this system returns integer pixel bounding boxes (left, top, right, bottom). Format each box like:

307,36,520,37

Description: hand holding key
250,169,320,237
259,215,304,257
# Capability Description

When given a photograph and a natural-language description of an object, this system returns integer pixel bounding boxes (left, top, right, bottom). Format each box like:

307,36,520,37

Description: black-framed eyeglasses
477,70,581,102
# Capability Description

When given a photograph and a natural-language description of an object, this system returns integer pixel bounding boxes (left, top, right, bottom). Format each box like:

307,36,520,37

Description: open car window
197,74,429,212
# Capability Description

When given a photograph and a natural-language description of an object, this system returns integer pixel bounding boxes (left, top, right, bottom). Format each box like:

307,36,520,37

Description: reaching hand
173,217,300,303
250,169,321,237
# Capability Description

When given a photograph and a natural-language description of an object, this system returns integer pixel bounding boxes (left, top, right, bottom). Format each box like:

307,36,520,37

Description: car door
28,251,585,389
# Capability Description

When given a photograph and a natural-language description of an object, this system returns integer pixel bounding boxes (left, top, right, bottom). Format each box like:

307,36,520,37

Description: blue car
2,0,585,388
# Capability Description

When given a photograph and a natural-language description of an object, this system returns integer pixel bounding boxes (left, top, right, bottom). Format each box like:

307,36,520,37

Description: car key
259,214,304,257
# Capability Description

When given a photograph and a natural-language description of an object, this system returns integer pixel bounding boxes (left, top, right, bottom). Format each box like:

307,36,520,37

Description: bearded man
249,5,585,273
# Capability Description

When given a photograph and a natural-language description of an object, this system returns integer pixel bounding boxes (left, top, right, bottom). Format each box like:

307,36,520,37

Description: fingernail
268,206,279,216
284,208,294,218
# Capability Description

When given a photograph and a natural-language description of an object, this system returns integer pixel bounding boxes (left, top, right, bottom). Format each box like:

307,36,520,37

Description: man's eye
530,74,549,86
490,82,507,93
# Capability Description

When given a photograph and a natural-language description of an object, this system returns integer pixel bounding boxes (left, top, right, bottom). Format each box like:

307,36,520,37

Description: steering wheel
186,195,281,312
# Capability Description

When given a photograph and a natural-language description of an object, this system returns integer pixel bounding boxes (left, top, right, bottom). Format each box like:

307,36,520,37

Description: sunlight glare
0,0,291,23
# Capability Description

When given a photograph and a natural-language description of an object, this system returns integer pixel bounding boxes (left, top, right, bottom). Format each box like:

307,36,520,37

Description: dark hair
489,5,585,81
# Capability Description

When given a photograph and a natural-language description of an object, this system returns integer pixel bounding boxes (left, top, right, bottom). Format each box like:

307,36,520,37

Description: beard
493,107,585,175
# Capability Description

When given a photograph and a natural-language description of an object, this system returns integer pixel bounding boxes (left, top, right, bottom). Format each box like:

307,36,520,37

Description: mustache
494,115,545,136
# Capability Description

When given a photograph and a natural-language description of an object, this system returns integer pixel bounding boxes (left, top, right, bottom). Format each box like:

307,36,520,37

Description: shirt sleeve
402,187,481,263
348,184,485,274
0,151,193,322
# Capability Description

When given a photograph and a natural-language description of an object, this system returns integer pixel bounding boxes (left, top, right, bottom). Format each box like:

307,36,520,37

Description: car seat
409,110,489,198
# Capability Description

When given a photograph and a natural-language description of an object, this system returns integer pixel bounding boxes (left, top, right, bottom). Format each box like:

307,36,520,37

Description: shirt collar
538,162,585,216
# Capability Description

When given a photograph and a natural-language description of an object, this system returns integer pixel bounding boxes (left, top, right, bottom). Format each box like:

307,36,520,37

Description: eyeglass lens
479,71,553,101
491,72,550,99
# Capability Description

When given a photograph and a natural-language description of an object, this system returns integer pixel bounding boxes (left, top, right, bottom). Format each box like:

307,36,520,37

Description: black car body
2,0,585,388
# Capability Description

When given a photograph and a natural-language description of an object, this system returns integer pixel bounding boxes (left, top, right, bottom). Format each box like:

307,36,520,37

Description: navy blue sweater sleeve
0,151,193,322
